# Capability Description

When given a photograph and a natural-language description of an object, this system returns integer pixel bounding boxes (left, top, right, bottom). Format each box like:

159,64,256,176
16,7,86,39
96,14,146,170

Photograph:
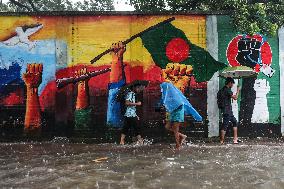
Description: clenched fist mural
162,63,193,94
23,63,43,133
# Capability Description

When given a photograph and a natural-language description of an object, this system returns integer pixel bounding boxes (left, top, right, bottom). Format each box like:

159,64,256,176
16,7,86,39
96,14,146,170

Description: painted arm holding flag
107,42,127,128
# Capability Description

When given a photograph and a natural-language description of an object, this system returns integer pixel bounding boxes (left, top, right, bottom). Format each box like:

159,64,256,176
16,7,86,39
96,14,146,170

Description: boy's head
133,84,145,93
130,80,148,93
225,77,235,88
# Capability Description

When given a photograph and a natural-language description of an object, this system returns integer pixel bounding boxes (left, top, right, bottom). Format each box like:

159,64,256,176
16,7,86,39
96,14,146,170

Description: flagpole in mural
56,18,176,89
90,17,176,64
56,67,111,89
54,16,225,86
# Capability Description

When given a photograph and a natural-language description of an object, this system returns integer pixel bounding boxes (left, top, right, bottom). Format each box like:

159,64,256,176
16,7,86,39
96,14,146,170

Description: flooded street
1,140,284,189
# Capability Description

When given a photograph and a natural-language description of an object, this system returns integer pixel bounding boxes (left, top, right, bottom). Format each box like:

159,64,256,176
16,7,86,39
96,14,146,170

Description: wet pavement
1,139,284,189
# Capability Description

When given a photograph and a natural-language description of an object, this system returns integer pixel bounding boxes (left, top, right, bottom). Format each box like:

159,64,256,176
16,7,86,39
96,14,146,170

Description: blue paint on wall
0,40,57,94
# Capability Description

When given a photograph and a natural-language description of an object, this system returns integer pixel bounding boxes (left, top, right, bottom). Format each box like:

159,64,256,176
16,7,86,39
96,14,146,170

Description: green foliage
129,0,167,12
0,1,9,11
129,0,284,36
0,0,114,12
1,0,283,36
75,0,114,11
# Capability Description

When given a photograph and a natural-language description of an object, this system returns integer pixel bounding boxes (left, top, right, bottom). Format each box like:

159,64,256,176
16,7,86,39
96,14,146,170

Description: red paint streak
0,89,24,106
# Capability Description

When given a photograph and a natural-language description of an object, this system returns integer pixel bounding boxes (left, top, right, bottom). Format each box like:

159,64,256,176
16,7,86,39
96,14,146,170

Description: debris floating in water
167,158,175,161
92,157,109,163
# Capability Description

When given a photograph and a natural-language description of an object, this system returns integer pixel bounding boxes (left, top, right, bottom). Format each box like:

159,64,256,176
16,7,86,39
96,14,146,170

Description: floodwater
1,139,284,189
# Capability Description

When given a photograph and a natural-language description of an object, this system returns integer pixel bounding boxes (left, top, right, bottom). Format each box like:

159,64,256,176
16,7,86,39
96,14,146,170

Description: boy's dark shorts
122,117,141,136
221,113,238,131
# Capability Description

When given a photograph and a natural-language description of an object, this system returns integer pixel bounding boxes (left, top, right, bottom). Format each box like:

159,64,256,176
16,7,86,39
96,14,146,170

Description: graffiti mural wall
218,15,281,136
0,13,282,139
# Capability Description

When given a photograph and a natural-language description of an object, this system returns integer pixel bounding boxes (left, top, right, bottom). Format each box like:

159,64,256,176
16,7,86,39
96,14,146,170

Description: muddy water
0,141,284,189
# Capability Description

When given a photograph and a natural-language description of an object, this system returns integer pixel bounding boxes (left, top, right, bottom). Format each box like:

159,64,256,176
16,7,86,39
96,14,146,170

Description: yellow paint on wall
66,15,206,70
0,16,35,40
0,15,206,71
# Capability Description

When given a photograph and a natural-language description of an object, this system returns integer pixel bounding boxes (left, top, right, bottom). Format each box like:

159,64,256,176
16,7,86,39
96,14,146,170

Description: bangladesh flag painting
140,22,227,82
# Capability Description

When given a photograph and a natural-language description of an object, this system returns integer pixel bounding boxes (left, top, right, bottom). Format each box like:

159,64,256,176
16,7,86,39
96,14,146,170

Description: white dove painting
0,22,61,95
2,23,43,50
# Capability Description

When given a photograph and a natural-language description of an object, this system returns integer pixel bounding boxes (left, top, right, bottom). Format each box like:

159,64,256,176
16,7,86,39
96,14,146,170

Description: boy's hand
137,116,140,121
136,101,142,106
237,86,241,92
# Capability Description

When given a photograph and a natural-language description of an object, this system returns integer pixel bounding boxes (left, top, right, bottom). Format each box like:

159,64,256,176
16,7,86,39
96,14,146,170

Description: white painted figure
251,79,270,123
2,24,43,50
231,79,239,122
260,64,275,78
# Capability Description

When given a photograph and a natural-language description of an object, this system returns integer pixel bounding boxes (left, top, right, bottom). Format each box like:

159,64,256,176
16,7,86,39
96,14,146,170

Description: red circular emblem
166,38,190,63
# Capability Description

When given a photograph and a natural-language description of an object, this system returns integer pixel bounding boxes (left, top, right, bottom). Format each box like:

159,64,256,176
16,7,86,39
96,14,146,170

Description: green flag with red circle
140,22,227,82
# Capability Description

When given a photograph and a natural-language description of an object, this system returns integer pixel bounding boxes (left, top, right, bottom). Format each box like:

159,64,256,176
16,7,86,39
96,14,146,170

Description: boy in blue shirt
119,81,148,145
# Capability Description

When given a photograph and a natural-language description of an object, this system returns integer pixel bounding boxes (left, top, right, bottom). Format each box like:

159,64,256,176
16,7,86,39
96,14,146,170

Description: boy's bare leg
233,127,238,143
137,135,143,145
120,134,126,145
220,130,226,144
165,121,173,132
172,122,181,150
166,121,187,146
180,133,187,145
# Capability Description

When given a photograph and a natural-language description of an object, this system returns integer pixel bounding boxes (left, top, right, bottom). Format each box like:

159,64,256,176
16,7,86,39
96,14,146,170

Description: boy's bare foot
120,141,125,145
120,134,126,145
220,140,225,145
180,134,187,146
175,144,181,151
136,138,144,146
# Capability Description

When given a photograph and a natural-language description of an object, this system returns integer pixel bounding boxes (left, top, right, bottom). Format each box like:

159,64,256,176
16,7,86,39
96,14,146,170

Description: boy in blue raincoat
160,82,202,150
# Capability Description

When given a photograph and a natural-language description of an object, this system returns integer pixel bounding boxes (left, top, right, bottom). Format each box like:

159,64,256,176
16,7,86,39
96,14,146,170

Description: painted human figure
251,79,270,123
236,37,258,126
73,67,93,130
23,63,43,133
75,67,90,110
231,79,239,122
107,42,126,127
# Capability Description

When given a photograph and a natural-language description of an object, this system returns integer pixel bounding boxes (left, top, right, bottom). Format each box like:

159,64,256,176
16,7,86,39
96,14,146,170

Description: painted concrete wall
0,14,282,140
278,27,284,136
206,15,219,137
217,15,281,137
